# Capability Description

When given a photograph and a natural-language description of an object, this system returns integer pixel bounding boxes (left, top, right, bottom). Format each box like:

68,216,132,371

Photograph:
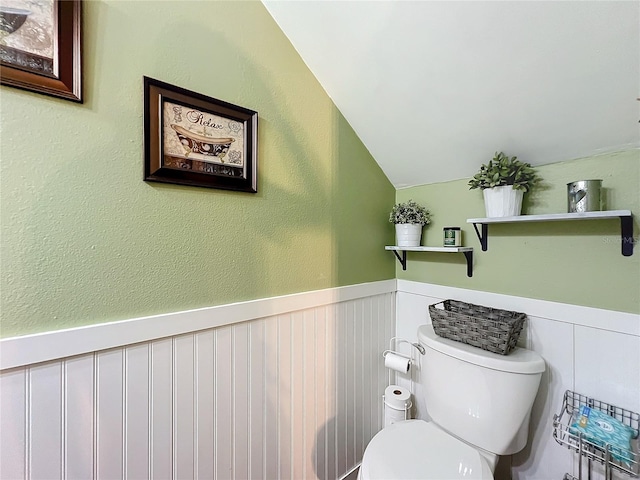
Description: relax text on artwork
186,110,224,130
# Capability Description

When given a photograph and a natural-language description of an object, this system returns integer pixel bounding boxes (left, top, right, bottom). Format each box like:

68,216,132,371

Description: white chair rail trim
398,280,639,336
1,279,397,370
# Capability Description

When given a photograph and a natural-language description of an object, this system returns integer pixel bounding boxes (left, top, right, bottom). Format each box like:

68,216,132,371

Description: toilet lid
360,420,493,480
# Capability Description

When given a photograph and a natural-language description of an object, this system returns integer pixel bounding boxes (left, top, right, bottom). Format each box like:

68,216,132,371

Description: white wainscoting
395,280,640,480
0,281,396,480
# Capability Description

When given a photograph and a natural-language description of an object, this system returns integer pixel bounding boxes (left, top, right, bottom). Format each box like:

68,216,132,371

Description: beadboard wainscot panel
395,280,640,480
64,355,94,480
150,338,173,478
124,343,150,479
0,369,27,480
95,349,124,479
32,362,66,478
0,280,395,480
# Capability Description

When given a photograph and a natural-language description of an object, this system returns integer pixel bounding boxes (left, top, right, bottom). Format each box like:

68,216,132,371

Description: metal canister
443,227,461,247
567,180,602,213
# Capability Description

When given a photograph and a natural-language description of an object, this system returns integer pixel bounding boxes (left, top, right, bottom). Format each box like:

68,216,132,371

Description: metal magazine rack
553,390,640,480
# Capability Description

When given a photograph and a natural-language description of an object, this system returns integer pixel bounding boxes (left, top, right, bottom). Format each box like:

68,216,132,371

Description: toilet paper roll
384,384,411,410
384,406,407,427
384,384,412,427
384,352,411,373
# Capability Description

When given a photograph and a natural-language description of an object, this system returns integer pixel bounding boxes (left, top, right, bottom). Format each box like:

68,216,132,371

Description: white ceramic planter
483,186,524,217
395,223,422,247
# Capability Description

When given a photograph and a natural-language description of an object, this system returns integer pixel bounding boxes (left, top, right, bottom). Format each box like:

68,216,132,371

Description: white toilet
359,324,545,479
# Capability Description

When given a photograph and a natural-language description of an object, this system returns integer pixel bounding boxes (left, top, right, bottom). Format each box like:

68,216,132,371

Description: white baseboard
339,462,361,480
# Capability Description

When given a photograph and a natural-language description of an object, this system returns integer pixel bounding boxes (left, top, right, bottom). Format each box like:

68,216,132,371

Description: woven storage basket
428,300,526,355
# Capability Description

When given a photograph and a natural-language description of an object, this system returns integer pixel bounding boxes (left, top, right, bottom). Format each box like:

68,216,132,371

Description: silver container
567,180,602,213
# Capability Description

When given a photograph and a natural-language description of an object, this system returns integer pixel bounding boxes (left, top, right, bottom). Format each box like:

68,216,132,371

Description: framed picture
0,0,82,102
144,77,258,193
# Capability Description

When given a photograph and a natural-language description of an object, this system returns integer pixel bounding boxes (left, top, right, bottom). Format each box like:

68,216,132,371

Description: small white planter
483,186,524,217
395,224,423,247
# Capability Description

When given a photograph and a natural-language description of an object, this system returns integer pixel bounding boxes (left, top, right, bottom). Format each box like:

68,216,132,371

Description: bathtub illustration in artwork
171,124,235,161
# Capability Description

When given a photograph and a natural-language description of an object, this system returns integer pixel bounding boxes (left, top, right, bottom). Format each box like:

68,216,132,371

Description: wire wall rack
553,390,640,480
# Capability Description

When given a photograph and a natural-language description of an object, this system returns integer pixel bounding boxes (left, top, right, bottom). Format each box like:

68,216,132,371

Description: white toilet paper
384,384,412,427
384,352,411,373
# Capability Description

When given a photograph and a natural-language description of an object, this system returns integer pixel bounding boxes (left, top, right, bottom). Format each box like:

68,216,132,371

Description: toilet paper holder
382,337,426,387
382,337,422,424
382,336,425,359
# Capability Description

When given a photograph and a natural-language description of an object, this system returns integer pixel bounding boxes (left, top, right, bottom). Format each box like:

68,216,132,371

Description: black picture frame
143,77,258,193
0,0,82,103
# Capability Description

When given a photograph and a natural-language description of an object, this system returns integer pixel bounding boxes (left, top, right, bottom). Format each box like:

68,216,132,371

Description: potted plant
468,152,539,217
389,200,431,247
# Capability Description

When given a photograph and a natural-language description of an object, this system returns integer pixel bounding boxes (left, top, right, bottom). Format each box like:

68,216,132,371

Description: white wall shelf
385,246,474,277
466,210,634,256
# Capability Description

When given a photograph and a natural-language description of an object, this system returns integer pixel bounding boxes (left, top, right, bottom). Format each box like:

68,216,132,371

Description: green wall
3,1,636,338
396,150,640,314
0,1,396,337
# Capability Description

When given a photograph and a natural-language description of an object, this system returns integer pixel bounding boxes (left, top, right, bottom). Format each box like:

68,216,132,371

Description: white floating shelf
467,210,632,224
385,246,473,253
384,246,474,276
466,210,634,256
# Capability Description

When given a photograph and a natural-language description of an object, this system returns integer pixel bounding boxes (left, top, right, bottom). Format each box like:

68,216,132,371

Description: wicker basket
428,300,526,355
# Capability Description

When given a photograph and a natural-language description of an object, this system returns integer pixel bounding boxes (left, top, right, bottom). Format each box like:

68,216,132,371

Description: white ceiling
263,1,640,188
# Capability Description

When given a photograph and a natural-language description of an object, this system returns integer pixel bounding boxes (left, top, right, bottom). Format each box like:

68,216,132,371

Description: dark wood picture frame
0,0,83,102
144,77,258,193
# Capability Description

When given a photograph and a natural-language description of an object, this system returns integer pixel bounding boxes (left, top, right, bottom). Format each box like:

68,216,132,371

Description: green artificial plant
468,152,539,192
389,200,431,225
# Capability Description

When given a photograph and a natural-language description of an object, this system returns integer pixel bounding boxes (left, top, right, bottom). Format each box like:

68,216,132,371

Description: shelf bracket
391,249,407,270
472,223,488,251
463,250,473,278
620,215,634,256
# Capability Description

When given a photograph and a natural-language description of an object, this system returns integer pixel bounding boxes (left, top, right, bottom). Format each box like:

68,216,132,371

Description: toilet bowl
359,324,545,480
359,420,494,480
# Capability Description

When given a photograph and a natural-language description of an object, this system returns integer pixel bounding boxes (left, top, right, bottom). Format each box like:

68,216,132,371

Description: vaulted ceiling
263,1,639,188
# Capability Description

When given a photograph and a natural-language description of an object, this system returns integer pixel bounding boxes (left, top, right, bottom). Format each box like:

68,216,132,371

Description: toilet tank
418,324,545,455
